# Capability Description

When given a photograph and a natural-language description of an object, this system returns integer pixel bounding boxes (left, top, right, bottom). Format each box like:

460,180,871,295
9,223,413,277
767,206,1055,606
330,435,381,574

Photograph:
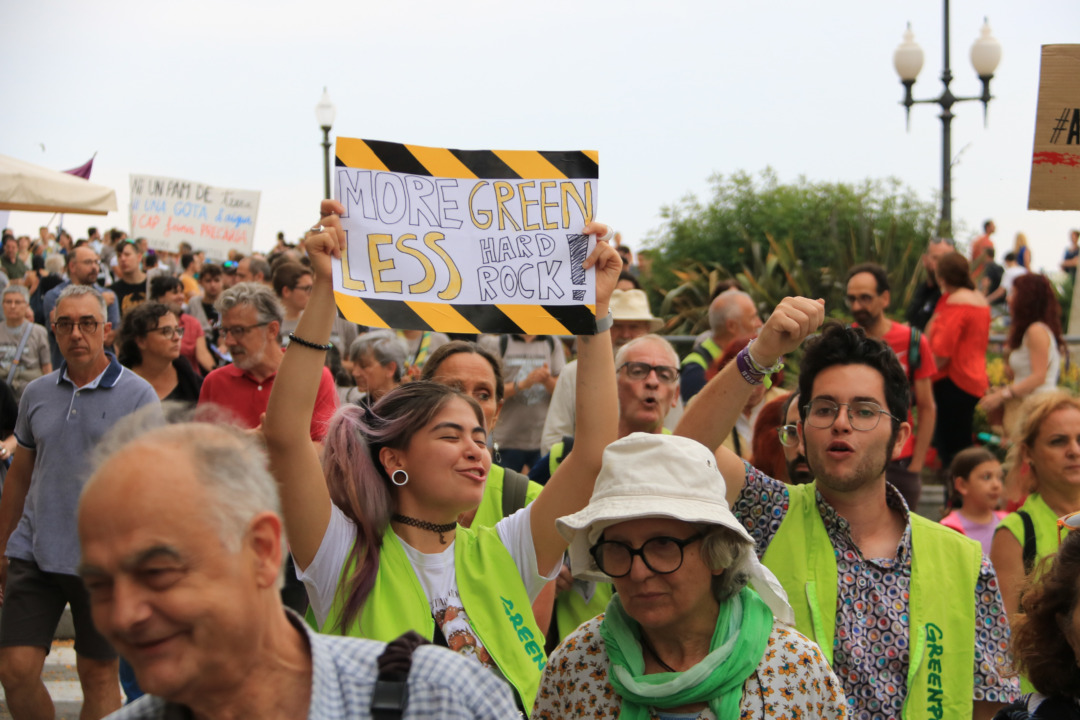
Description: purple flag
64,156,94,179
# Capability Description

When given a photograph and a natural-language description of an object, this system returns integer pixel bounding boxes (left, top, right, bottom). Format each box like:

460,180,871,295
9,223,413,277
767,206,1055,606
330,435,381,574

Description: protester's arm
908,376,935,473
979,324,1052,413
529,225,620,576
989,528,1025,619
0,447,34,600
531,580,555,634
194,336,215,374
263,201,342,570
676,297,825,506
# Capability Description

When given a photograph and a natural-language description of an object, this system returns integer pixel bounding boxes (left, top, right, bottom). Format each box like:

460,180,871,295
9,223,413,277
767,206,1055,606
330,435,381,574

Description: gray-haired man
78,419,518,720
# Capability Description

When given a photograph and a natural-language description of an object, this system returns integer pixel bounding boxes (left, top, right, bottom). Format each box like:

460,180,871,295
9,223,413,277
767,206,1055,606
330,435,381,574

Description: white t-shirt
298,503,556,663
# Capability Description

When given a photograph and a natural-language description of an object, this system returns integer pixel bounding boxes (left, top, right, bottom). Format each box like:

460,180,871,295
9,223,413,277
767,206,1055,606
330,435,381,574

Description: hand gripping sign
331,138,600,335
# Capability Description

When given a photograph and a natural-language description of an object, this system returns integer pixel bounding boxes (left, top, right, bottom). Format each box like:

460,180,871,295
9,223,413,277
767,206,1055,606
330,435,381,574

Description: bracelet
745,339,784,375
735,347,766,386
595,311,614,334
287,332,332,351
1002,386,1014,400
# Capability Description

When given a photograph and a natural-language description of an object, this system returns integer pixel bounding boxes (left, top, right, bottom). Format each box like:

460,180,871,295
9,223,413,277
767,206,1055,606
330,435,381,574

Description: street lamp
315,87,337,200
893,2,1001,236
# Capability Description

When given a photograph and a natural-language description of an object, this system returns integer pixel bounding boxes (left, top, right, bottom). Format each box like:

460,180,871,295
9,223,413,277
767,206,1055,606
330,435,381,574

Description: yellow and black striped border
334,138,599,335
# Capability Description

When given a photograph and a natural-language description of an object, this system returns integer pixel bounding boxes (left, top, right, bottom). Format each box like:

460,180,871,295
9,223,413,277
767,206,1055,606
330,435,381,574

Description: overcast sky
3,0,1079,275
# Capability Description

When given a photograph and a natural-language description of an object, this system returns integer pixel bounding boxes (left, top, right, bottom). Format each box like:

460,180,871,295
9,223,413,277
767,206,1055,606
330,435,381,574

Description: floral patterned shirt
732,464,1020,719
532,616,848,719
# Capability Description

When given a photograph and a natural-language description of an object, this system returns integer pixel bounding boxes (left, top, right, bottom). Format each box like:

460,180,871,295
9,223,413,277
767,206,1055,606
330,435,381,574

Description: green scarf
598,586,773,720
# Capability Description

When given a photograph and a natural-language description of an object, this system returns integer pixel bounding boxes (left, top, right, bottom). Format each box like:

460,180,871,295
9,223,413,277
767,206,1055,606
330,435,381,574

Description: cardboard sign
331,138,599,335
129,174,259,256
1029,45,1080,211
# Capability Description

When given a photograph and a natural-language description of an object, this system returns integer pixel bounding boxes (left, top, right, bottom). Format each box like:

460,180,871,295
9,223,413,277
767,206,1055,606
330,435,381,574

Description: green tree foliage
647,169,940,328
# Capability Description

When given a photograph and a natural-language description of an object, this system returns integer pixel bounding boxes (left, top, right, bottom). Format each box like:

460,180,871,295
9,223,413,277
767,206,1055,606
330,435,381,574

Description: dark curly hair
117,302,173,368
1007,273,1064,352
1010,530,1080,697
797,322,911,439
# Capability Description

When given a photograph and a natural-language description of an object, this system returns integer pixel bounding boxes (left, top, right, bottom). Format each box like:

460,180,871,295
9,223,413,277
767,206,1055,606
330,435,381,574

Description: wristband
595,311,614,334
287,332,333,351
1002,386,1014,400
746,339,783,375
735,347,766,386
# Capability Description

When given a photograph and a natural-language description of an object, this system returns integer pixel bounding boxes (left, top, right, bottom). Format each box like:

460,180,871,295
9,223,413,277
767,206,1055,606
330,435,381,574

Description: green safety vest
762,483,982,720
997,493,1060,577
554,582,613,643
322,527,546,713
473,463,544,530
680,337,722,372
996,493,1061,694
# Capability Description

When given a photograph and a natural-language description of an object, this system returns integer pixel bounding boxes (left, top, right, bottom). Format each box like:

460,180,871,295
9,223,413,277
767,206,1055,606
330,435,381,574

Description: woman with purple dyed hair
263,200,622,712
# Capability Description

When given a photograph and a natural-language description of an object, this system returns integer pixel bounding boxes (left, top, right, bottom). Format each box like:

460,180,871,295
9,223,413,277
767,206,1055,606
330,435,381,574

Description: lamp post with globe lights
315,87,337,200
893,2,1002,235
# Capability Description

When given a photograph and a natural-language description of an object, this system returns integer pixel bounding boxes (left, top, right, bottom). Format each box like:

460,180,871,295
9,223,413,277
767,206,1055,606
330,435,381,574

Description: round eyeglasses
589,533,704,578
803,398,898,432
777,424,799,447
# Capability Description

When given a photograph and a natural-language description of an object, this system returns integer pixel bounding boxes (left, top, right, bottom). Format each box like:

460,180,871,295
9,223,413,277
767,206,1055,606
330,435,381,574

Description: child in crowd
941,446,1007,555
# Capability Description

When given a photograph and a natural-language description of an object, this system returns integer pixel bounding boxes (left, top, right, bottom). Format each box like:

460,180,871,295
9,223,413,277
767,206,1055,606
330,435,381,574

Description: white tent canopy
0,154,118,216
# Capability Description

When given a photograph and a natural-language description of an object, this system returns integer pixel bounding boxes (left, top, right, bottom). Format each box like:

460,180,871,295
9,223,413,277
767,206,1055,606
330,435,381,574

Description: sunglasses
1058,510,1080,544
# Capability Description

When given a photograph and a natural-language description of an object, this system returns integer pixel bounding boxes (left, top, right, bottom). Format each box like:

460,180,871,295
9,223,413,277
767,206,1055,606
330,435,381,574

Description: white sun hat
557,432,794,625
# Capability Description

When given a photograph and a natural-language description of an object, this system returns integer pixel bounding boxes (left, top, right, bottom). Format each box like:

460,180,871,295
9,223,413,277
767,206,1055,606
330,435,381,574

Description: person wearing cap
676,299,1018,720
533,433,847,719
540,288,667,454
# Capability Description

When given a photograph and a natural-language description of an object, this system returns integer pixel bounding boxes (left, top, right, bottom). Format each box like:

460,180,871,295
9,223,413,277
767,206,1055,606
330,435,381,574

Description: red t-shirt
198,361,339,441
928,296,991,397
879,321,936,459
178,313,205,376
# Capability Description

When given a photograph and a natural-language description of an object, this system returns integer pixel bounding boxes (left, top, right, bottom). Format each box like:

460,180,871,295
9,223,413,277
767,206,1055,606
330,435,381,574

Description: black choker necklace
391,514,457,544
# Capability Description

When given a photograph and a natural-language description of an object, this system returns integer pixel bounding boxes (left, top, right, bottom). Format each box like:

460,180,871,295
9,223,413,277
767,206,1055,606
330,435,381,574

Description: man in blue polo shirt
0,284,160,720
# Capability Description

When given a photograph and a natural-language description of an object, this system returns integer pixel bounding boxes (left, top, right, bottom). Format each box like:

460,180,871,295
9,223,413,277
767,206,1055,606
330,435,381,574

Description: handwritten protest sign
1029,45,1080,211
331,138,599,335
129,174,259,256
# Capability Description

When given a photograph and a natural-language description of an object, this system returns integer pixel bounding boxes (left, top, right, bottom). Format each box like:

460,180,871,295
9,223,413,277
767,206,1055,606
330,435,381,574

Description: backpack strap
1017,510,1038,575
907,326,921,385
371,630,430,720
499,334,509,359
501,468,529,518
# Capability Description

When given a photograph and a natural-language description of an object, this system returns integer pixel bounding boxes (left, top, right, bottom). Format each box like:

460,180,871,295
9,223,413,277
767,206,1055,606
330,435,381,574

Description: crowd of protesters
0,215,1079,720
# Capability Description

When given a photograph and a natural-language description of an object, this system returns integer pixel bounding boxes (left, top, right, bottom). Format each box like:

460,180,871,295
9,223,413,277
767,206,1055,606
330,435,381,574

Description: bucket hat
557,432,794,624
610,289,664,332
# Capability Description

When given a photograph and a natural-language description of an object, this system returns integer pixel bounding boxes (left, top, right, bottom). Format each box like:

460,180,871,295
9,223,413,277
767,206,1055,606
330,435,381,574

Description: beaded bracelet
287,332,333,351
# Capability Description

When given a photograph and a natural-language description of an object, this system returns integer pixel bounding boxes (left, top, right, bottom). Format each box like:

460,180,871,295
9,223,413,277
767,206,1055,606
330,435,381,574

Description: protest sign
331,138,599,335
1029,45,1080,211
129,174,259,256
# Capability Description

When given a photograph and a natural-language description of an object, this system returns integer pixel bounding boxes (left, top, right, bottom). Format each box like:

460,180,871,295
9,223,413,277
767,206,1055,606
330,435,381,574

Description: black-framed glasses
777,424,799,447
617,361,680,384
589,533,704,578
220,322,269,339
147,325,185,340
292,284,314,294
53,317,100,335
803,398,897,432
